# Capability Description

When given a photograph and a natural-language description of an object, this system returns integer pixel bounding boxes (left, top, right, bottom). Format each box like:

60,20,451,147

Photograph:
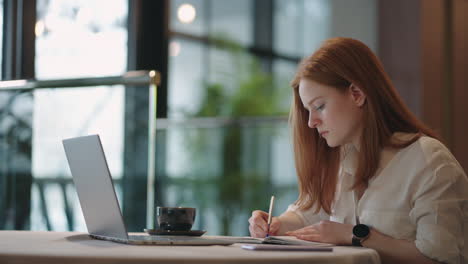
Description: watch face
353,224,370,238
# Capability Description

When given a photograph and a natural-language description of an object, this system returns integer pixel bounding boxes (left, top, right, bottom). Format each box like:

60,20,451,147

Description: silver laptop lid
63,135,128,240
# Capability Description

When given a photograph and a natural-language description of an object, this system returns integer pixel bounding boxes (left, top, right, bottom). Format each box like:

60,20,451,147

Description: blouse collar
340,132,418,176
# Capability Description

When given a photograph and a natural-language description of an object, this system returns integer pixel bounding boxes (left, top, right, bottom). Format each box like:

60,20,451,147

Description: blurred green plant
195,35,287,117
175,35,291,235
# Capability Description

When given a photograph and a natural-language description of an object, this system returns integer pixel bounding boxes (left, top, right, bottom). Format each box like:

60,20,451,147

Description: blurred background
0,0,466,236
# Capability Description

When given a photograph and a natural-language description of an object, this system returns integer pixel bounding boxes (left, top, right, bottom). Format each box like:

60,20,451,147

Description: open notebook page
211,235,334,247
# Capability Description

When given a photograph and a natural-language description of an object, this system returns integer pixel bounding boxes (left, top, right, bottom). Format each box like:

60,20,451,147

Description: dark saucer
144,229,206,236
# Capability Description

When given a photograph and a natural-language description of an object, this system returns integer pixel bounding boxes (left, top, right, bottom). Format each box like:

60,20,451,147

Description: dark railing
0,71,160,91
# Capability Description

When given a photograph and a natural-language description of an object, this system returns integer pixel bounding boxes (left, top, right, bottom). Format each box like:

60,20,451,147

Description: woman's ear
349,84,366,107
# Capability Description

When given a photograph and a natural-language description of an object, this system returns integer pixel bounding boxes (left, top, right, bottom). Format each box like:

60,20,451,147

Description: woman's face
298,78,365,148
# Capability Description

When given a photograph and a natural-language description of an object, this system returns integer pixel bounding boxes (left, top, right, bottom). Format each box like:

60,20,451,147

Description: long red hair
290,38,438,214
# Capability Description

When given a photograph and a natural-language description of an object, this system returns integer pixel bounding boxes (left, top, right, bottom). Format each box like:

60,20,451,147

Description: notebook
62,134,233,246
213,235,334,247
263,236,333,246
241,244,333,251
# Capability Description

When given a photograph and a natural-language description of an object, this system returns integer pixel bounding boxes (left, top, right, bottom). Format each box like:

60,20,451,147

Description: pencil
266,195,275,237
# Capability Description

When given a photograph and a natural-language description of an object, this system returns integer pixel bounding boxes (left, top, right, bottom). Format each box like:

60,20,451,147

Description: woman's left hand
285,220,354,245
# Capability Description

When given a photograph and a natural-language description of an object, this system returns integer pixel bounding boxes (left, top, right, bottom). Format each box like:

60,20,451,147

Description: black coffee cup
156,206,196,231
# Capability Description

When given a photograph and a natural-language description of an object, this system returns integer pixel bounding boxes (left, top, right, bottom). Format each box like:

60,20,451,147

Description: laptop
62,134,233,246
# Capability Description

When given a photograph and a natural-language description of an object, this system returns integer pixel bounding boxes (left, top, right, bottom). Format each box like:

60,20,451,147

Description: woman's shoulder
416,135,448,152
394,134,468,201
412,135,457,165
396,133,465,175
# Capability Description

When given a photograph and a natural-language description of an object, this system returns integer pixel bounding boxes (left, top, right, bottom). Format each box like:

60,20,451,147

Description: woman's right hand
248,210,281,238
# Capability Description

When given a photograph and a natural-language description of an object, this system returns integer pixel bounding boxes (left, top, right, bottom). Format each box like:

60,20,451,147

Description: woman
248,38,468,264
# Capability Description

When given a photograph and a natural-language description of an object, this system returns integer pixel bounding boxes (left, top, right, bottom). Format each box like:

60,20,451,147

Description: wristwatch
352,224,370,247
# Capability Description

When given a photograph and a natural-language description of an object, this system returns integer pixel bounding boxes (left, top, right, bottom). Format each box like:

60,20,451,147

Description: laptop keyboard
129,235,209,242
91,234,233,245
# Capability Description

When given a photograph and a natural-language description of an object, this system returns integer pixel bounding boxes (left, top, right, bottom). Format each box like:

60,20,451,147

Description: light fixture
177,4,196,24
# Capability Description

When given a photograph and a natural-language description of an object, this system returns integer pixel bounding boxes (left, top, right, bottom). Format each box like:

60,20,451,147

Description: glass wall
31,0,128,231
168,0,377,119
163,0,377,235
273,0,377,58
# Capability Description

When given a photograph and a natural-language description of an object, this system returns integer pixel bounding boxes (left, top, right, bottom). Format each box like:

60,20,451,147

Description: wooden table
0,231,381,264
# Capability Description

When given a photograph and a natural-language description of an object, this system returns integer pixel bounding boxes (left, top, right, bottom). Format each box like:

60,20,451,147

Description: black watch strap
352,224,370,247
352,236,363,247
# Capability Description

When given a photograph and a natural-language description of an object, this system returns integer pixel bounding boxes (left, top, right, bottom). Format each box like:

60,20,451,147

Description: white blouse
279,134,468,264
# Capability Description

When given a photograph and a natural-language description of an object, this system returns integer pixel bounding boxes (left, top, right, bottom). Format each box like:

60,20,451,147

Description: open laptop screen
63,135,128,240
